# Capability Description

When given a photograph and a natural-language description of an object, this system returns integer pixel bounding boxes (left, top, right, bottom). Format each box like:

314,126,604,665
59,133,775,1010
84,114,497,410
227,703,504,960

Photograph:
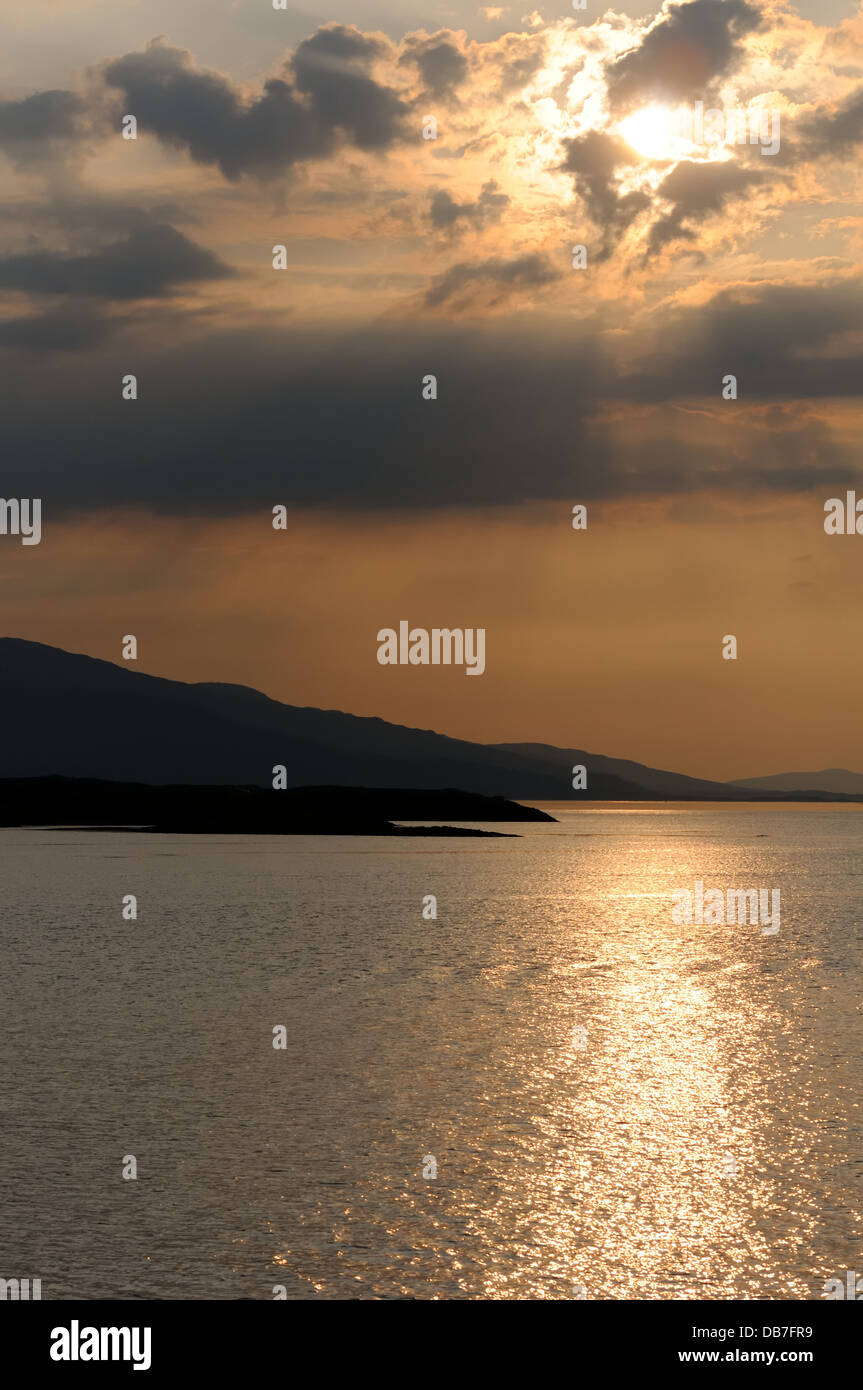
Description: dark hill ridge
0,778,554,835
493,741,731,798
0,637,651,796
1,639,861,802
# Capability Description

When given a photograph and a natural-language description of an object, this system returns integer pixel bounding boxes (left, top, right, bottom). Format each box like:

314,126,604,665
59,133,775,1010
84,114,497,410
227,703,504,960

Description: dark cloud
620,279,863,401
104,42,327,179
400,33,468,100
800,85,863,155
103,30,408,181
291,24,409,150
428,180,509,233
0,89,85,141
0,196,193,239
2,280,860,516
423,252,560,309
606,0,762,112
560,131,649,258
0,319,612,512
0,224,233,299
0,89,89,163
647,159,766,253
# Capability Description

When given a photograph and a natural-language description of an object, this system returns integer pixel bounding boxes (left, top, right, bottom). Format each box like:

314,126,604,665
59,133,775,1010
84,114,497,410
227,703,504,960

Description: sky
1,0,863,781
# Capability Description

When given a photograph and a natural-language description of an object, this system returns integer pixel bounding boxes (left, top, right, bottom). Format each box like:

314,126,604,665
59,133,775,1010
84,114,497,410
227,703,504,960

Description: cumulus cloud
605,0,762,113
102,29,409,181
400,31,469,100
0,1,809,278
291,24,409,150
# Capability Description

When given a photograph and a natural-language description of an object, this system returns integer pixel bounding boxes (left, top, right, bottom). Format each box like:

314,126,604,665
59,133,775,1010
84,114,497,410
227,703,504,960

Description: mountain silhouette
0,639,857,801
729,768,863,795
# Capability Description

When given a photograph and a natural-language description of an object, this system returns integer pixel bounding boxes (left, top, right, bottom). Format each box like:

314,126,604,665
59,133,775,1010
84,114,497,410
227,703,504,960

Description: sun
617,103,696,161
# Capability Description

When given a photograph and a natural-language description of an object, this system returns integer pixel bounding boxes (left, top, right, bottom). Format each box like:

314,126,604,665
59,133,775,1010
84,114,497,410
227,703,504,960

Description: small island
0,777,557,837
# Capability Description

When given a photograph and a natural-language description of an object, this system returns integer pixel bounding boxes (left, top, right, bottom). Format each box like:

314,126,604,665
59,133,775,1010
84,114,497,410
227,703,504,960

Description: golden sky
1,0,862,781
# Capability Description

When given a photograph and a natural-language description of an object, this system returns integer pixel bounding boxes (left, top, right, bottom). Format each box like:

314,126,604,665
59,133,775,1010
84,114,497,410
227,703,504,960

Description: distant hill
492,741,729,798
0,639,859,801
729,769,863,795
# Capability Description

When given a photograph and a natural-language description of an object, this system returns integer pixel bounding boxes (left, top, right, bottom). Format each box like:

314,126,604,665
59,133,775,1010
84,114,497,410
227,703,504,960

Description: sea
1,803,860,1300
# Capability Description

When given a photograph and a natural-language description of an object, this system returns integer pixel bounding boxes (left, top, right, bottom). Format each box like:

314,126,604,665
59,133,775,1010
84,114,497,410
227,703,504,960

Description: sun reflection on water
260,815,855,1300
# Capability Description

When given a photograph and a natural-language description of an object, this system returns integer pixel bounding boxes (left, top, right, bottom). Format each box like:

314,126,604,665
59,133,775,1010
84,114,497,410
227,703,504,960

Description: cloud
3,280,860,516
0,224,233,299
560,130,650,258
102,30,409,182
0,195,192,238
400,32,469,100
103,41,327,179
423,251,560,310
606,0,762,113
800,84,863,154
621,279,863,401
428,180,510,234
291,24,409,150
647,159,768,253
487,30,546,93
0,89,89,162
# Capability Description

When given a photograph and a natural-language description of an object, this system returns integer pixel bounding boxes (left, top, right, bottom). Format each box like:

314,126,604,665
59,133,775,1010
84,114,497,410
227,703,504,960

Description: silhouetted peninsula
0,777,555,836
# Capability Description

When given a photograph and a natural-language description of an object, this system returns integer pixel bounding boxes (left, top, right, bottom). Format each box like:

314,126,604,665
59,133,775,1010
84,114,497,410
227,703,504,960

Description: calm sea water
1,805,860,1300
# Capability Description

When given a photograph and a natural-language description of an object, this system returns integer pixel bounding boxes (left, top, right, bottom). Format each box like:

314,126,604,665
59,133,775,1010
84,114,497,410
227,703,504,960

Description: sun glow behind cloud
617,103,701,162
506,22,741,232
0,0,862,778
